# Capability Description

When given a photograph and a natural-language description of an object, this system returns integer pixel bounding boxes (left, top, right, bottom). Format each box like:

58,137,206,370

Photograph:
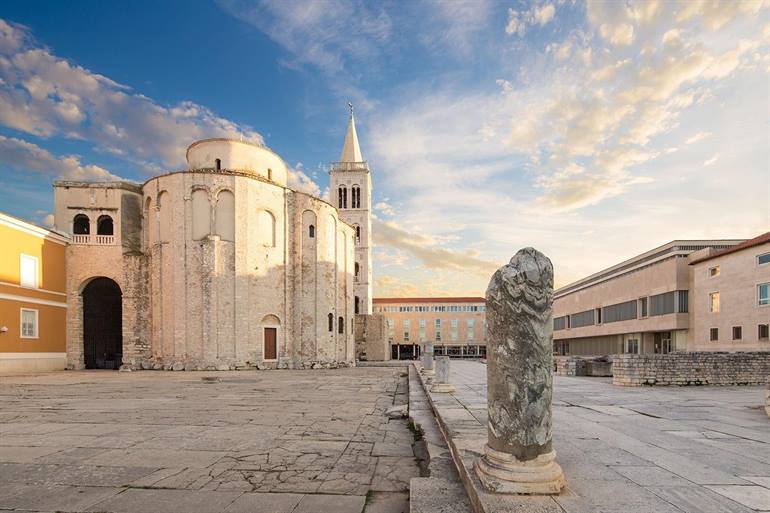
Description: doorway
264,327,277,360
82,278,122,369
654,332,672,354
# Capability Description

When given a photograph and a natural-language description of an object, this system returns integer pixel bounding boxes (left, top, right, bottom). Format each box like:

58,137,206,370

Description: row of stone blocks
612,352,770,386
554,356,612,377
125,359,354,371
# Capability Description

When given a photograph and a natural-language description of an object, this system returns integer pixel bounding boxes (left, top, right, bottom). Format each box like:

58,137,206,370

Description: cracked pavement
0,367,419,513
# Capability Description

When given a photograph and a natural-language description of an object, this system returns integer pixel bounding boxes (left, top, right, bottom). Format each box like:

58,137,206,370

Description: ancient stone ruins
474,247,565,494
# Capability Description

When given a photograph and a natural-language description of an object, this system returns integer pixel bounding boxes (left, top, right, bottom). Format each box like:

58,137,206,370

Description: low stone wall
612,352,770,386
555,356,613,376
555,356,586,376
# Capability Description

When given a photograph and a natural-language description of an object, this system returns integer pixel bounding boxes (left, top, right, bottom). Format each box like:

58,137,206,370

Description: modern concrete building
688,232,770,351
53,117,362,371
329,107,373,316
553,239,745,356
373,297,486,359
0,212,69,373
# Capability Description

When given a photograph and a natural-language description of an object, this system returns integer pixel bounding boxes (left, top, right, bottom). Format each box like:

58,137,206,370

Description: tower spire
339,103,363,163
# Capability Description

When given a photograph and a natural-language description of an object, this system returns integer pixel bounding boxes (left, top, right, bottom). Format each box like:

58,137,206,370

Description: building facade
373,297,487,359
54,133,357,371
552,237,770,356
688,233,770,351
329,109,373,315
0,212,68,373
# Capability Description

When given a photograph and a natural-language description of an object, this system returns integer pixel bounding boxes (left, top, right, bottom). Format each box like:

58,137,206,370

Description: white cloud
0,19,262,173
287,163,321,197
374,201,396,216
0,135,123,181
685,131,712,144
218,0,392,73
373,219,498,276
506,3,557,37
704,153,719,166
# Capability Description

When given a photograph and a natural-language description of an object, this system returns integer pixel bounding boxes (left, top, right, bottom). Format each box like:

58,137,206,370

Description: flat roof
373,297,485,304
555,239,744,298
689,231,770,265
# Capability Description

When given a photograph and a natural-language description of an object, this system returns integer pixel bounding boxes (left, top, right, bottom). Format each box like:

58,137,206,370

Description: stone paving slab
0,368,420,513
417,360,770,513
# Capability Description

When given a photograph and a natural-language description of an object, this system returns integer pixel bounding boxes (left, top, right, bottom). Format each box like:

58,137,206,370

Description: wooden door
264,327,277,360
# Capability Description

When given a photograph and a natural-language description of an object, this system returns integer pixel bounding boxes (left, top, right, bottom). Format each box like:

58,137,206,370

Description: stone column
474,247,564,494
421,341,434,375
431,356,455,393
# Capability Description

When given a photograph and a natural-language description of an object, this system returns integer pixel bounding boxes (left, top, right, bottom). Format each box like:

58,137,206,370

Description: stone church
53,112,374,370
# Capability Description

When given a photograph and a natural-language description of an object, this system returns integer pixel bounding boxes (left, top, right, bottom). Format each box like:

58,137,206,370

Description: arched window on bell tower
338,186,347,209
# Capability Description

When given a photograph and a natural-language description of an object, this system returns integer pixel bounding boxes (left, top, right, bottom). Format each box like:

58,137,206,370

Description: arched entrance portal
82,278,123,369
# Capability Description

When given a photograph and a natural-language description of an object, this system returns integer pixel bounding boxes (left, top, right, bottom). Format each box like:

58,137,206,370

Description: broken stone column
421,341,434,375
474,247,565,494
431,356,455,393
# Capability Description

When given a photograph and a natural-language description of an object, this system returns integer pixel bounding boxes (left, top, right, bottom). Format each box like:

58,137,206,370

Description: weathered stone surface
431,356,455,393
421,342,434,373
0,368,421,512
475,248,564,494
613,352,770,386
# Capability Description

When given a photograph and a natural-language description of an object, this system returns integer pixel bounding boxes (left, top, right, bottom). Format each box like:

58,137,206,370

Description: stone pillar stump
431,356,455,393
421,341,434,375
474,247,564,494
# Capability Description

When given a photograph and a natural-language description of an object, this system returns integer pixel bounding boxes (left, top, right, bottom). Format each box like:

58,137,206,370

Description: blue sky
0,0,768,296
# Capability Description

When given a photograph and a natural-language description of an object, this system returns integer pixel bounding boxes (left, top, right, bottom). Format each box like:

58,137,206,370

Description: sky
0,0,768,297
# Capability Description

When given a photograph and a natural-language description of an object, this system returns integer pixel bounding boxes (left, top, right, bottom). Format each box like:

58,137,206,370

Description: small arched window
355,226,361,245
328,313,334,332
338,186,347,209
352,186,361,208
338,316,344,334
73,214,90,235
97,215,114,235
267,168,273,181
355,296,360,314
309,224,315,238
355,262,360,281
258,210,276,247
215,158,221,171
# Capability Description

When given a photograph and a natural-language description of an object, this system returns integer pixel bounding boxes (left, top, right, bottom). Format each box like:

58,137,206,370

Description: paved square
427,360,770,513
0,368,418,513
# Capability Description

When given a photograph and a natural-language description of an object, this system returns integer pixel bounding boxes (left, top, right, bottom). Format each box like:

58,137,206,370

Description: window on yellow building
20,254,38,289
20,309,38,338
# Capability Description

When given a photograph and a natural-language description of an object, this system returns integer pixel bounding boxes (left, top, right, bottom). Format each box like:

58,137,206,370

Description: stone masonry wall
554,356,586,376
354,313,389,361
613,352,770,386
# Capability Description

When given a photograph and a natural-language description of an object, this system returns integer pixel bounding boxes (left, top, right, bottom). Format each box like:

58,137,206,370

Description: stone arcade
54,114,373,371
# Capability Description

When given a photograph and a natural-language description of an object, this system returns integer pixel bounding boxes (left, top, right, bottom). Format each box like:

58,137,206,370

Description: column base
430,382,456,393
474,445,565,495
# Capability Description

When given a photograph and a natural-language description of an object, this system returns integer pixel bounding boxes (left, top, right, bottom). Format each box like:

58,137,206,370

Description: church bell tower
329,105,372,315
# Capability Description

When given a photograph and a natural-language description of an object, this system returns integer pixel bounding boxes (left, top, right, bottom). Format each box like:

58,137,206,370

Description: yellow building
0,212,68,373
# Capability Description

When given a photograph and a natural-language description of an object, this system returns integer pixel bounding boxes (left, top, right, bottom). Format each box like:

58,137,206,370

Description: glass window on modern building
758,283,769,306
624,338,639,354
467,318,474,340
450,319,458,341
403,319,410,342
419,319,426,342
